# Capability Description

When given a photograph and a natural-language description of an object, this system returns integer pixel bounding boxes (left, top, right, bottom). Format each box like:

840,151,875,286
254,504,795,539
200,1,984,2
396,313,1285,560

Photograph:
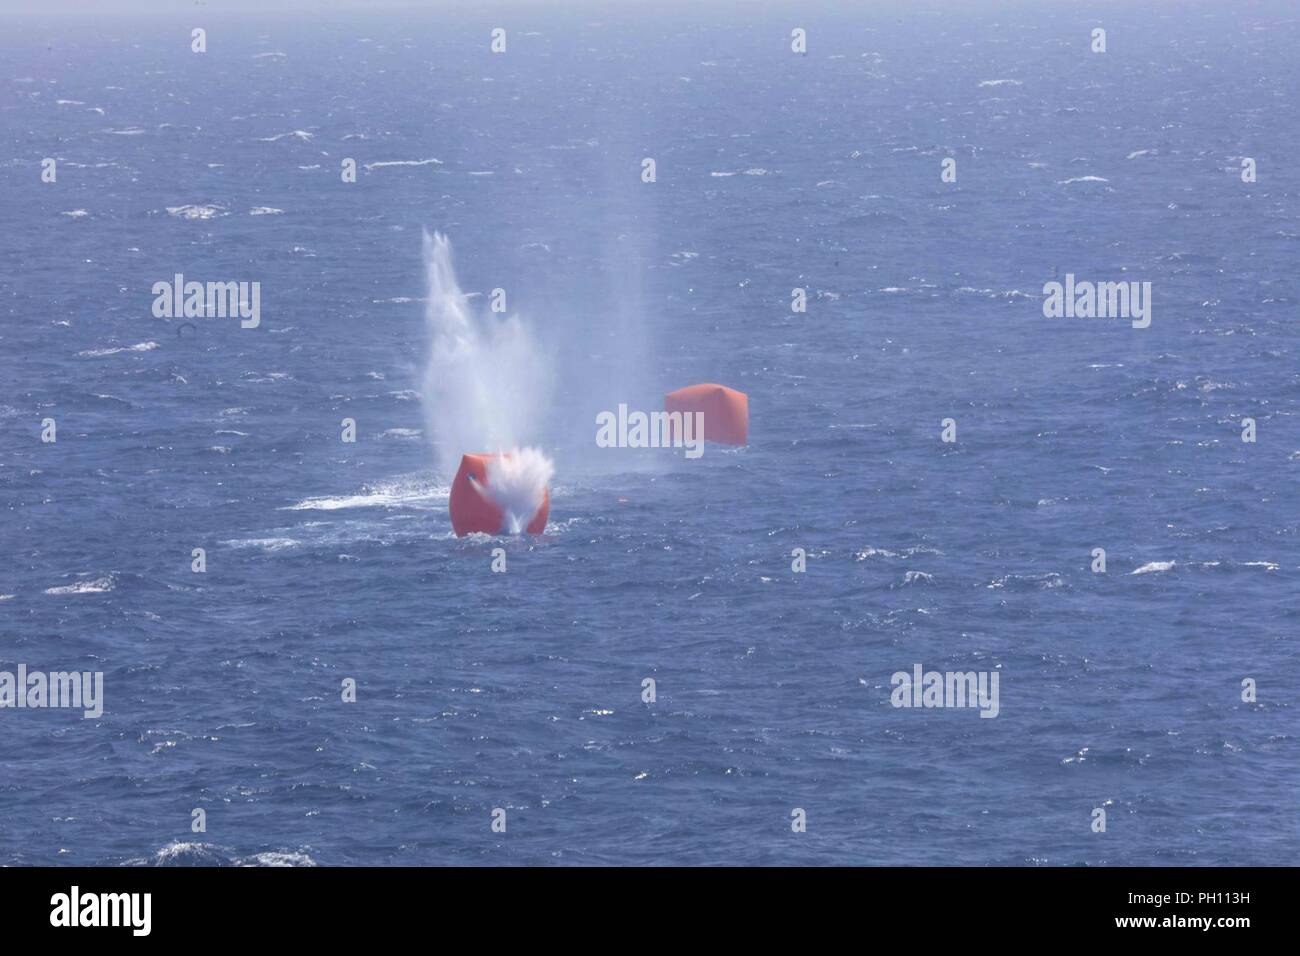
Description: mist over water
420,231,553,488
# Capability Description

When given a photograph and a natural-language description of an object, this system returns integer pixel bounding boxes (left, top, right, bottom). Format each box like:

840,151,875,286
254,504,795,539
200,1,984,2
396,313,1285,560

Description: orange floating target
449,452,550,537
664,383,749,446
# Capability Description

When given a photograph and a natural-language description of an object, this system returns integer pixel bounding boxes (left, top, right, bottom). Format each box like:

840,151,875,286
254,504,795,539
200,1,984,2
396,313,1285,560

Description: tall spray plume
421,231,554,526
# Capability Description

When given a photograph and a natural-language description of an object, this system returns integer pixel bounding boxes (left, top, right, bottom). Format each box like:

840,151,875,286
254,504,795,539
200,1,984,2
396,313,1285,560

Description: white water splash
420,231,554,482
486,448,555,532
44,574,115,595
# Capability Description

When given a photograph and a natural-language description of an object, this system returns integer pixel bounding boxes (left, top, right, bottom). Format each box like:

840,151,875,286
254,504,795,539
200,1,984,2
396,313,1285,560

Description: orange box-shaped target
664,383,749,445
449,453,550,537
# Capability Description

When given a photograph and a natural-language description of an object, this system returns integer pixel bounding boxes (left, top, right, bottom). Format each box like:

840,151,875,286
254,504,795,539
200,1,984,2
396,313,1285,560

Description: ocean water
1,1,1297,866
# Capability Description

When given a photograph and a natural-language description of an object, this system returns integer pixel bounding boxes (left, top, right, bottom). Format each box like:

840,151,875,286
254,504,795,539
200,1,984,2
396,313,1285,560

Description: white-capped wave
77,341,159,357
241,851,317,867
857,546,899,558
987,572,1063,590
166,204,228,220
222,537,302,551
130,841,316,867
257,130,314,142
45,574,115,595
856,544,943,560
363,158,443,171
1131,561,1175,575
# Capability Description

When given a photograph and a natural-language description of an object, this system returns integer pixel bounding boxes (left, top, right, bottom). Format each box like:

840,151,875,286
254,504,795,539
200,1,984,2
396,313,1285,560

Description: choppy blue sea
1,1,1297,866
